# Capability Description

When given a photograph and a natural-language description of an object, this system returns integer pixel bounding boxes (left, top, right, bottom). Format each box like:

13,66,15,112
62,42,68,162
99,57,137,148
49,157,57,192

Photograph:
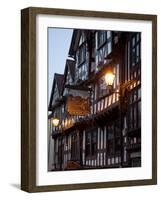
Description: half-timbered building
48,29,141,171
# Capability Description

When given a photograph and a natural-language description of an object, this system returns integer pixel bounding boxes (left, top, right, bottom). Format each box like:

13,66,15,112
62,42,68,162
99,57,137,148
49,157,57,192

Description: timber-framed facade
48,29,141,171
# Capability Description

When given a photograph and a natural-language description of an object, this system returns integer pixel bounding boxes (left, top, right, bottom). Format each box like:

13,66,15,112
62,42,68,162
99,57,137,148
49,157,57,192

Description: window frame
85,129,97,158
77,41,86,66
128,85,141,131
107,120,121,156
71,133,78,160
97,31,107,49
130,33,141,68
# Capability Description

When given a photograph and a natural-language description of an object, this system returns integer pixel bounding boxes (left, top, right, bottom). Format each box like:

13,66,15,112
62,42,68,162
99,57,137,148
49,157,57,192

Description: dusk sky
48,28,73,101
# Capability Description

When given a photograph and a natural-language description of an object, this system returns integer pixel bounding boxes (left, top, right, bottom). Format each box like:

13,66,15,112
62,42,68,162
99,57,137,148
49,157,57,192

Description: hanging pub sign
66,96,90,116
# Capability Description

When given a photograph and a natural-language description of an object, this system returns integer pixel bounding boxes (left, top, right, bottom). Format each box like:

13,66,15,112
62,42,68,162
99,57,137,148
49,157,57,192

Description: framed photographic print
21,7,157,192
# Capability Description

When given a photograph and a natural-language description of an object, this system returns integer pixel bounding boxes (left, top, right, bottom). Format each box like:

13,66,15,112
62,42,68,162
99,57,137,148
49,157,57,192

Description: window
85,129,97,157
58,138,62,163
138,101,141,128
95,31,112,68
91,131,97,155
107,121,121,155
108,125,114,140
71,133,78,160
76,40,88,81
76,62,88,81
77,43,86,66
113,31,119,44
126,46,141,82
107,125,114,154
115,121,121,153
128,86,141,130
97,31,107,48
130,33,141,67
85,133,91,157
91,33,96,59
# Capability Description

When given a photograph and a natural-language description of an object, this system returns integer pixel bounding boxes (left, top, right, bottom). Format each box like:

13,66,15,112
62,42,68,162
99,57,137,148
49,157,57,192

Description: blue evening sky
48,28,73,101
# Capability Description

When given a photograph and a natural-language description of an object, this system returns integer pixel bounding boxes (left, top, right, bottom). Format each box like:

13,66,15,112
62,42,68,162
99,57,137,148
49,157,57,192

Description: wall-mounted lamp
105,71,115,86
52,117,60,127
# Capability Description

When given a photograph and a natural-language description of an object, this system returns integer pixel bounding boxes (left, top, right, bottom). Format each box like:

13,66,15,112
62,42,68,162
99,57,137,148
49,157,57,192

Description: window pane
115,138,121,153
130,33,141,67
138,87,141,99
138,101,141,127
108,125,114,139
108,141,114,154
133,90,137,101
132,37,135,47
129,107,133,129
132,48,136,66
136,33,140,42
91,131,97,155
115,121,120,137
130,91,133,104
108,42,112,54
107,31,111,39
78,44,86,65
134,105,137,128
97,31,107,47
136,44,140,63
86,132,91,157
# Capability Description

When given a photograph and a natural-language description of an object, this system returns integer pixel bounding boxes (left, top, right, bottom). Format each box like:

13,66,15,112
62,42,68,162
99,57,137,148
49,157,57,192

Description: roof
68,29,93,57
68,29,81,57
